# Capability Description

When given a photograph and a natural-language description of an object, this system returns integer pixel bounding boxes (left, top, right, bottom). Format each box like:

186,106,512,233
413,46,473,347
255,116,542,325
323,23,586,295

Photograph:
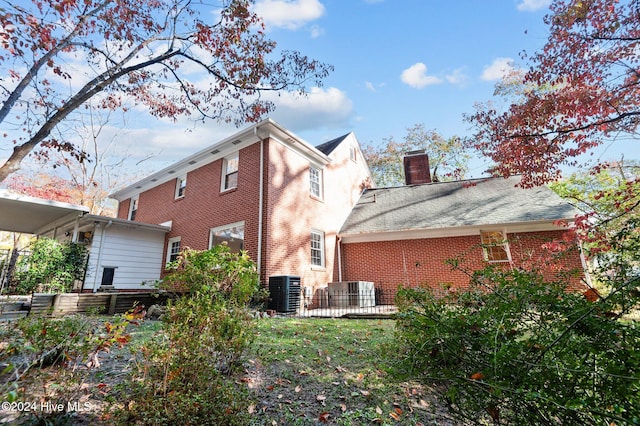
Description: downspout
337,235,342,282
91,220,113,293
256,126,264,278
71,215,80,242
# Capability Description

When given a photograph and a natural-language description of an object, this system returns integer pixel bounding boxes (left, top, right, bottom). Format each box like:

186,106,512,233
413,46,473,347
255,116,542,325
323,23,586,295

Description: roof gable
339,176,579,241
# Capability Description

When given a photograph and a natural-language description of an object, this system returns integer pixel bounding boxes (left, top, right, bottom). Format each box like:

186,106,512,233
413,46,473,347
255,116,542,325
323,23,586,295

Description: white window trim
128,195,139,221
166,236,181,265
175,175,187,199
309,166,323,200
480,229,512,263
209,221,245,251
310,229,325,268
221,152,239,192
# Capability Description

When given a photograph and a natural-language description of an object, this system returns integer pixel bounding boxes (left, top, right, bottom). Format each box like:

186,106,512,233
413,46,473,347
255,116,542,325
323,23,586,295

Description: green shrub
13,238,88,294
394,266,640,425
117,245,260,425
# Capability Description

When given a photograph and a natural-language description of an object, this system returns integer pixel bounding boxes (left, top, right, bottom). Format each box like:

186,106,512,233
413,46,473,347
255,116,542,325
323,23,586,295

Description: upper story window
129,196,139,221
166,236,181,265
480,230,511,262
175,175,187,199
309,166,323,199
310,230,325,267
221,152,239,191
210,221,245,253
349,145,357,162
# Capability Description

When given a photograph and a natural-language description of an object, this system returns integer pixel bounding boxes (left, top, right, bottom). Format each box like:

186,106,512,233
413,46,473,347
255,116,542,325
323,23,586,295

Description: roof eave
109,118,330,201
339,219,575,244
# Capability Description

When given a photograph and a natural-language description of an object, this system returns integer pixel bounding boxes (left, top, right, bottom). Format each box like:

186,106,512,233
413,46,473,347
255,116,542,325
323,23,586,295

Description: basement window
480,230,511,262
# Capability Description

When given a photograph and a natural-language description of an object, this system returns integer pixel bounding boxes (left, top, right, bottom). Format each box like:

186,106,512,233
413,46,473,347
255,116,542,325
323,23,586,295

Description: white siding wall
84,225,165,291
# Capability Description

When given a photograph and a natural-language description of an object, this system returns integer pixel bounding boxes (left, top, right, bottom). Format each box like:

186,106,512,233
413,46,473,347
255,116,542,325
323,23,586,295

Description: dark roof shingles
340,176,579,235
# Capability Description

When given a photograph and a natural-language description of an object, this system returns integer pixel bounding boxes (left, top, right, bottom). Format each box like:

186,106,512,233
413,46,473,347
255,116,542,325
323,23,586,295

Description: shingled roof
339,176,579,240
315,133,351,155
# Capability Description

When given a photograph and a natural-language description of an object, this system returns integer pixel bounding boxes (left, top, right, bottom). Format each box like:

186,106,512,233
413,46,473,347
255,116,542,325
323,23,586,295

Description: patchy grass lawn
2,316,456,425
245,317,454,425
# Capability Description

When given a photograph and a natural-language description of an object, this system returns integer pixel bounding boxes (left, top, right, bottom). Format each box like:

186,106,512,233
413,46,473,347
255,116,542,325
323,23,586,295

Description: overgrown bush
394,262,640,425
0,310,141,424
13,237,88,294
117,245,260,425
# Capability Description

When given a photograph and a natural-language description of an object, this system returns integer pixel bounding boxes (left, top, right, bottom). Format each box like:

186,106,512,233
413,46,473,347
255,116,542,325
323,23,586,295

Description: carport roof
0,190,89,234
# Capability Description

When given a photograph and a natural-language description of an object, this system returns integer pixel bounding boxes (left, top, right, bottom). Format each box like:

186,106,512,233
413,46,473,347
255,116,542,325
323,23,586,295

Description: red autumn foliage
466,0,640,189
0,0,332,182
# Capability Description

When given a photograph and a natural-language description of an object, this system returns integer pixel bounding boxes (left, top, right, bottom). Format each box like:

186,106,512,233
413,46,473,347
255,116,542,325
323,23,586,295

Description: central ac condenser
327,281,375,308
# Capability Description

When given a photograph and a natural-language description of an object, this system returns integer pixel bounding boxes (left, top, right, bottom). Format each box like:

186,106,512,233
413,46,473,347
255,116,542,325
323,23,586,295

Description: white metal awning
0,189,89,235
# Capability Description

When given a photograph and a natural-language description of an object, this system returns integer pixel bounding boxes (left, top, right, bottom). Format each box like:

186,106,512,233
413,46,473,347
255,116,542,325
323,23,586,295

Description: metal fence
293,288,397,318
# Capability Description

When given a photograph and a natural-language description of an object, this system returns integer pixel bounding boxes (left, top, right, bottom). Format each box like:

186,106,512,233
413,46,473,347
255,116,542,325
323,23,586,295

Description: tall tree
466,0,640,187
363,124,469,187
0,0,332,182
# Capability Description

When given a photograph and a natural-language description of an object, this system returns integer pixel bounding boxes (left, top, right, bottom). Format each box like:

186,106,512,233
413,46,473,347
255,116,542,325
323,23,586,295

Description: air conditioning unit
327,281,375,308
316,287,329,308
268,275,301,313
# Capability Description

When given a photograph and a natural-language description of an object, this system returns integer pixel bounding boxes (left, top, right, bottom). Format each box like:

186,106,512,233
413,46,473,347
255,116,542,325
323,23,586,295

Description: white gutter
256,126,264,276
91,220,113,293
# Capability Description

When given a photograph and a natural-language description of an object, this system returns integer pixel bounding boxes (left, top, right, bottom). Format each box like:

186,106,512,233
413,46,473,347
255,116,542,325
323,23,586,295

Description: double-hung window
166,237,181,265
310,230,325,267
309,166,322,199
129,196,139,221
175,175,187,199
210,221,245,253
480,230,511,262
221,152,239,191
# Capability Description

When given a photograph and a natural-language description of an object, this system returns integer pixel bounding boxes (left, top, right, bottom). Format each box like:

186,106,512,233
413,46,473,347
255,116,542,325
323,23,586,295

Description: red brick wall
261,136,370,293
115,135,371,296
340,230,586,299
117,143,262,272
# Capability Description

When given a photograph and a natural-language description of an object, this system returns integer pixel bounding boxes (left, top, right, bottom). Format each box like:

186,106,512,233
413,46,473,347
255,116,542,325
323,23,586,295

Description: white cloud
400,63,443,89
481,58,515,81
364,81,386,92
445,68,468,85
516,0,551,12
253,0,325,30
267,86,354,130
309,24,325,38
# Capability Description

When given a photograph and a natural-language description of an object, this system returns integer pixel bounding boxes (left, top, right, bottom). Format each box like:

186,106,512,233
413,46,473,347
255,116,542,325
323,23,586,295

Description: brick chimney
403,150,431,185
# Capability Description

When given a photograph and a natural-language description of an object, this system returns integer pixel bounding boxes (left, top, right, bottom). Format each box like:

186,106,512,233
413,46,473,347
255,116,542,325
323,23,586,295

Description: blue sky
6,0,635,183
127,0,559,177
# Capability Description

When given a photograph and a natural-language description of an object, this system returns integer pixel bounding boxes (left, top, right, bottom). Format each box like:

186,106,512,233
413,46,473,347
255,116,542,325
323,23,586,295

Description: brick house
338,175,588,299
108,119,587,304
109,118,373,295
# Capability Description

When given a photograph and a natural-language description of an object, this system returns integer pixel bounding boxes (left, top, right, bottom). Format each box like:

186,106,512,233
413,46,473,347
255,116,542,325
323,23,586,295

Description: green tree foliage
362,124,469,187
395,269,640,424
394,213,640,425
13,238,88,294
119,245,260,425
